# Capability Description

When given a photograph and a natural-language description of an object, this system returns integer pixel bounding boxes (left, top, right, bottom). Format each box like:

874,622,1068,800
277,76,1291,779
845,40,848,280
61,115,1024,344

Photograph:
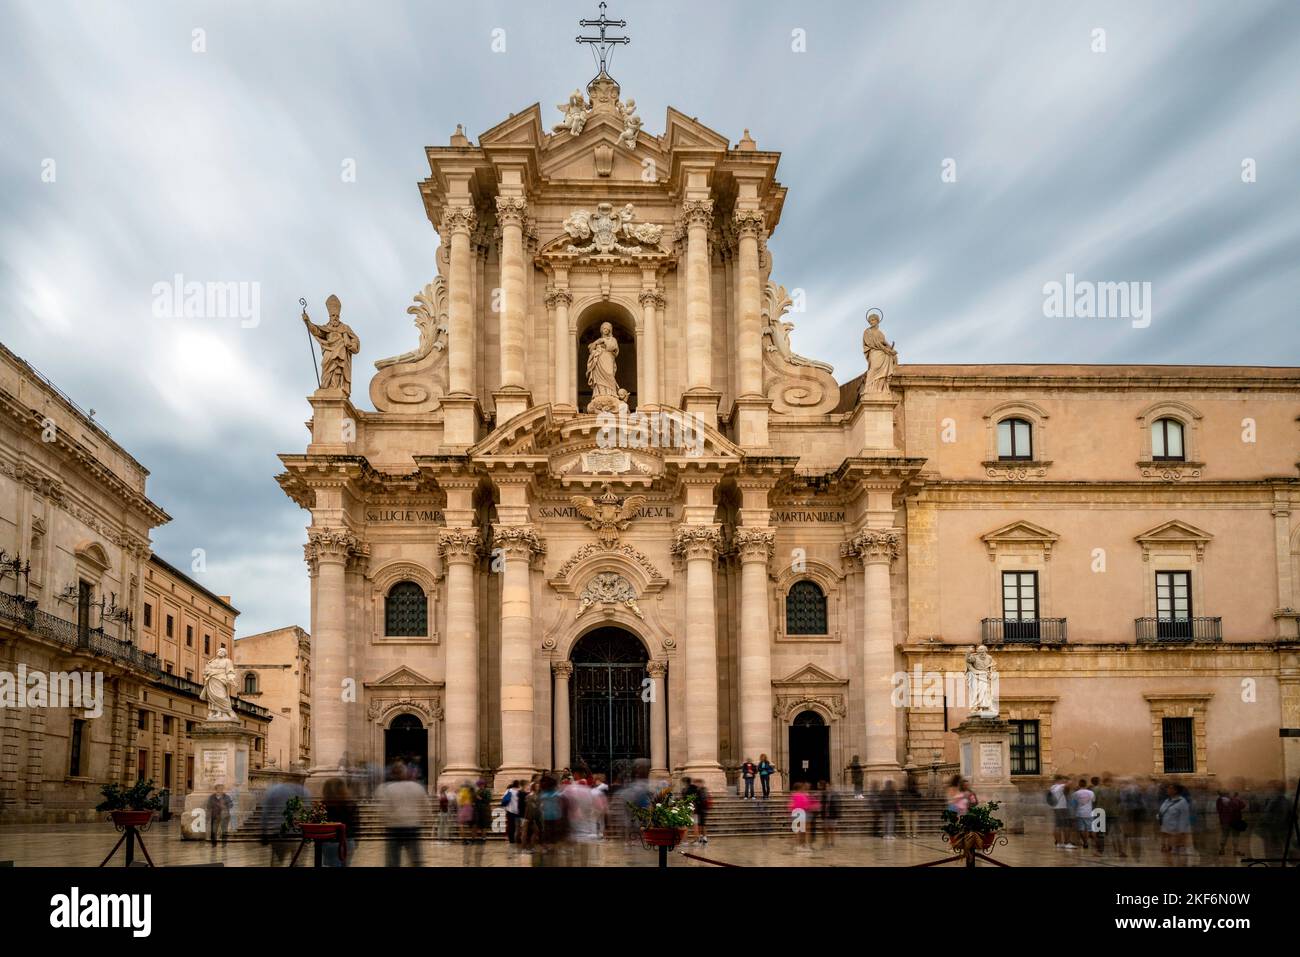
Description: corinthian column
681,199,714,393
735,527,775,774
672,523,725,790
647,659,668,779
552,661,573,770
549,288,573,409
638,287,664,408
494,524,544,788
847,528,902,781
305,527,361,789
438,528,481,785
734,209,765,397
495,195,527,391
441,206,478,397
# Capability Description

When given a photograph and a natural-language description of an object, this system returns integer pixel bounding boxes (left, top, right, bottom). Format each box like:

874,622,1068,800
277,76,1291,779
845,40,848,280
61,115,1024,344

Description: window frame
785,580,829,636
997,417,1034,461
384,581,429,638
1008,719,1041,775
1161,716,1196,773
1151,417,1186,462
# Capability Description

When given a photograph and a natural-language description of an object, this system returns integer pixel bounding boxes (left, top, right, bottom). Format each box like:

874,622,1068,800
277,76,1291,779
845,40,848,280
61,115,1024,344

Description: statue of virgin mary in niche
585,321,626,413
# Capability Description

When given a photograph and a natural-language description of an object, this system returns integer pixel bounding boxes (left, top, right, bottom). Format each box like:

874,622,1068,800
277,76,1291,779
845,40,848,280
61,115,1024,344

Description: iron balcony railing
0,591,270,720
1135,616,1222,643
980,617,1068,645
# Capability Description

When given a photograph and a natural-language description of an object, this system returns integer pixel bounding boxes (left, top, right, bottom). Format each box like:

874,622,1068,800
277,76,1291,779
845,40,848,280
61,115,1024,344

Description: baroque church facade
278,66,1300,795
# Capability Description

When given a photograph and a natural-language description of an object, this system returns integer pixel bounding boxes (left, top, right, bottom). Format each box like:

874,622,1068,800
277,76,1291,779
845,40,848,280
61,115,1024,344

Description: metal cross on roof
576,2,629,75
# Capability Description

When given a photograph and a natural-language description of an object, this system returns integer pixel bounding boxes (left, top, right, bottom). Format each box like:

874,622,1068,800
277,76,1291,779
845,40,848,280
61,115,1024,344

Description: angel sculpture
570,484,647,547
616,98,643,149
617,203,663,246
554,90,590,136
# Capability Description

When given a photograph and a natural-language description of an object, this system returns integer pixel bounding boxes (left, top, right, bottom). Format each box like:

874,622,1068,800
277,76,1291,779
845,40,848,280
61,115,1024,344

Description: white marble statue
616,98,642,149
585,321,623,413
860,309,898,396
303,294,361,396
965,644,999,718
554,90,590,136
199,648,237,722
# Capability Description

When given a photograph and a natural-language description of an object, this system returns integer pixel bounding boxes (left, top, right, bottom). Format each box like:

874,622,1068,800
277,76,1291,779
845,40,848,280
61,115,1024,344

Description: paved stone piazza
0,815,1273,868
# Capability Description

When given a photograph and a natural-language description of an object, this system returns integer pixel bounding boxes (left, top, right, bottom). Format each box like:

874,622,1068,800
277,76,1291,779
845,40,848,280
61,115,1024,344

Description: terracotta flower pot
110,809,153,828
642,826,685,848
300,822,341,840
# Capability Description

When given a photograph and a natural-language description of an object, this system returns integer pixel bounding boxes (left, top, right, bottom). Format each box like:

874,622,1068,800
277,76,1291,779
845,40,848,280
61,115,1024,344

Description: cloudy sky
2,0,1298,637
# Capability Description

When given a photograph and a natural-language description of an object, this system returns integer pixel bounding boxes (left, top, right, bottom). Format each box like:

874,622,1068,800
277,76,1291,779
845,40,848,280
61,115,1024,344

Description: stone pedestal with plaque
955,717,1019,823
180,722,260,841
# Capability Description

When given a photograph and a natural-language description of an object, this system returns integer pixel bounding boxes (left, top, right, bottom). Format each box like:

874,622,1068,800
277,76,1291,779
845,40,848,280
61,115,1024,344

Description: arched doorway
384,713,429,783
576,305,638,412
568,627,649,781
788,710,830,786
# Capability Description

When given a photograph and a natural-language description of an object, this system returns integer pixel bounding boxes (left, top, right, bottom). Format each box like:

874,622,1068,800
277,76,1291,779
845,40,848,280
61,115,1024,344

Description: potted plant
283,796,339,839
941,800,1004,858
629,787,696,848
96,779,163,828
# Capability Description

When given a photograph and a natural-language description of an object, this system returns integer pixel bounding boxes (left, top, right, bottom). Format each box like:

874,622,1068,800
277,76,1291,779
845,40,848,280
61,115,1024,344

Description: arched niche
575,301,638,412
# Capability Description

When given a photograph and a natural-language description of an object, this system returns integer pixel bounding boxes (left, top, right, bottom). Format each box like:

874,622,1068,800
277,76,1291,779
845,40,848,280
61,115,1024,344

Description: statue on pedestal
302,294,360,396
965,644,999,718
585,321,626,413
860,309,898,396
554,90,591,135
200,648,238,722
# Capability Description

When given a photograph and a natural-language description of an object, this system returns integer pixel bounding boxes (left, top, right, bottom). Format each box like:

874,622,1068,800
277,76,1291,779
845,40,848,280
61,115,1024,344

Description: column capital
638,288,666,309
440,204,478,236
842,528,902,565
552,660,574,679
438,527,483,562
733,526,775,563
680,198,714,228
733,208,766,239
547,287,573,308
647,659,668,679
672,523,721,560
492,523,546,558
495,194,527,228
304,527,365,569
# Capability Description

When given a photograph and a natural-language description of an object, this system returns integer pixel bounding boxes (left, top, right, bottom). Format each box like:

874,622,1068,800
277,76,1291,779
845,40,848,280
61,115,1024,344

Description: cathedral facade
277,67,1300,795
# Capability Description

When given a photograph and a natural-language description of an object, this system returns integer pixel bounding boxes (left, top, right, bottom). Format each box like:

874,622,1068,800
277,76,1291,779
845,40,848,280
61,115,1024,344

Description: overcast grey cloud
2,0,1298,636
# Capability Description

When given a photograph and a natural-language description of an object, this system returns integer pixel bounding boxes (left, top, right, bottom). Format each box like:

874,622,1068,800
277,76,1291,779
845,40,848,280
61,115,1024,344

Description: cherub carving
554,89,591,136
616,97,642,149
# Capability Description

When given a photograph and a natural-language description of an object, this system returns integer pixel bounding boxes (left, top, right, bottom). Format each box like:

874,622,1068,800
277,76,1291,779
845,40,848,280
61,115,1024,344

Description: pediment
663,106,731,151
366,665,438,688
1135,520,1214,548
467,404,744,469
478,104,545,148
981,520,1060,547
773,663,846,687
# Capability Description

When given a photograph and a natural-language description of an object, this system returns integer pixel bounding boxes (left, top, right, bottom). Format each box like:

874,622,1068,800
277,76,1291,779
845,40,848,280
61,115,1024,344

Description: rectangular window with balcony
1162,716,1196,773
1009,719,1040,775
1156,570,1192,640
143,603,153,629
69,718,86,776
185,670,193,681
1001,571,1040,642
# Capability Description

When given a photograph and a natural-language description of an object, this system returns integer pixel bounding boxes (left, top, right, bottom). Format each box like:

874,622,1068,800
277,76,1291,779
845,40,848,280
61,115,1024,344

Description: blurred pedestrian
879,778,900,840
378,764,427,867
320,777,358,867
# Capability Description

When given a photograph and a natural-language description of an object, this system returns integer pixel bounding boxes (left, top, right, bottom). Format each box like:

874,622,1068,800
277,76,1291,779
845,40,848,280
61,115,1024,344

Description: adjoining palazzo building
277,49,1300,796
0,343,271,822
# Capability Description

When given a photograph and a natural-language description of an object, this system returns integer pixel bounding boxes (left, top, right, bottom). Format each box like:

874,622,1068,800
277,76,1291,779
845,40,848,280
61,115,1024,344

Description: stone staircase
231,791,949,841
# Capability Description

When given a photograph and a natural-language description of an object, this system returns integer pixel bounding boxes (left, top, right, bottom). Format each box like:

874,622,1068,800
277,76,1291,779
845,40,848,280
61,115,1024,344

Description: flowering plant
940,800,1003,838
282,796,332,832
628,787,696,828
